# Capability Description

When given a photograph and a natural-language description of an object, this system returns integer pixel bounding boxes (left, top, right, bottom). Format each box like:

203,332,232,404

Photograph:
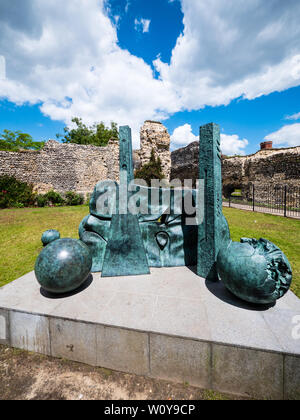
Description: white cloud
286,112,300,121
125,1,130,13
1,0,300,149
134,18,151,33
0,0,177,147
220,133,248,156
154,0,300,109
171,124,198,147
171,124,248,156
265,123,300,147
0,56,5,80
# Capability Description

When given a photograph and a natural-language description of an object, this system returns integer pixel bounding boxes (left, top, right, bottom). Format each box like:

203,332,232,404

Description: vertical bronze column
197,123,222,280
101,126,150,277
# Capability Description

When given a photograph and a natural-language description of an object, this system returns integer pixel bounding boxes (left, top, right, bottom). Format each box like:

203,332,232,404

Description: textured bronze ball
217,238,292,305
35,238,92,294
41,230,60,246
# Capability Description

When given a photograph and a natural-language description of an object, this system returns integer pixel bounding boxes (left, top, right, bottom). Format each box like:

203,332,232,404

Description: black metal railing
224,184,300,218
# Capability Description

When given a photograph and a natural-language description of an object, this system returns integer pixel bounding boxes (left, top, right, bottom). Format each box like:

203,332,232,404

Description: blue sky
1,0,300,155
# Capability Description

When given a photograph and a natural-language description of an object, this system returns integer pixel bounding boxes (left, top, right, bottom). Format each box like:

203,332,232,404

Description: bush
64,191,84,206
0,176,36,209
36,190,65,207
0,179,85,209
85,193,91,206
44,190,65,206
36,194,48,208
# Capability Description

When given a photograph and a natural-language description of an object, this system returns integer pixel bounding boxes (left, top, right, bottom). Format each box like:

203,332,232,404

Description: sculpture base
0,267,299,400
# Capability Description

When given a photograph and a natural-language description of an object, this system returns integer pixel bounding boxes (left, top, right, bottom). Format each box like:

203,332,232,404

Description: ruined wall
135,121,171,180
0,121,172,195
222,147,300,197
171,141,199,186
0,139,120,196
171,142,300,195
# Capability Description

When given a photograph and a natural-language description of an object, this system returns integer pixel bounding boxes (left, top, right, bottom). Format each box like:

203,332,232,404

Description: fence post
252,184,255,212
229,195,231,208
284,186,287,217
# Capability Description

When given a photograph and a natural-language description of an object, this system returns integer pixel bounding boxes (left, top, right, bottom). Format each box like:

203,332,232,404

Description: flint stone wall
0,139,120,196
171,142,300,197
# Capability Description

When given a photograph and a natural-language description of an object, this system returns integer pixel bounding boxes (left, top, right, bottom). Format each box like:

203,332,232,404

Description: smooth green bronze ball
41,230,61,246
35,238,92,294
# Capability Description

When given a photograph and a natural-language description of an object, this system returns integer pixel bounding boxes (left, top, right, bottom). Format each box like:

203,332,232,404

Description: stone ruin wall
222,146,300,203
0,121,172,196
171,141,199,187
171,142,300,201
134,121,171,180
0,139,120,197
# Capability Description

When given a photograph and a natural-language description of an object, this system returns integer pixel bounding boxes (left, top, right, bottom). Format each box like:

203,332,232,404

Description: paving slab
96,326,149,375
211,344,284,399
1,266,300,399
10,311,51,355
284,355,300,400
150,334,211,388
50,317,97,366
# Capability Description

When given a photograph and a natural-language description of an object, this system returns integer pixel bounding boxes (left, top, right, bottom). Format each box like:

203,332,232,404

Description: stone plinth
1,267,300,400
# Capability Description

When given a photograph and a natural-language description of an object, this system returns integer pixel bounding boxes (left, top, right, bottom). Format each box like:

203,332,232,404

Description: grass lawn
0,206,299,298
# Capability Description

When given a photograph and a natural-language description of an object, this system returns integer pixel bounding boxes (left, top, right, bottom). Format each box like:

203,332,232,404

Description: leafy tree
57,117,118,147
0,130,45,152
134,149,165,186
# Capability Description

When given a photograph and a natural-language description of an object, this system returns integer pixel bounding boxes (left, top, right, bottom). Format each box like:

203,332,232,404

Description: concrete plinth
0,267,299,399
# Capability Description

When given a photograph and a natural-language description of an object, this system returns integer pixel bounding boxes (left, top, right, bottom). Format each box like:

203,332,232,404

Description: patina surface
101,126,150,277
41,229,60,246
35,238,92,294
197,123,231,281
217,238,293,304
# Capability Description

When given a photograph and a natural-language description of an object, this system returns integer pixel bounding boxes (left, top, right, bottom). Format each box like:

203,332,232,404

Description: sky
1,0,300,155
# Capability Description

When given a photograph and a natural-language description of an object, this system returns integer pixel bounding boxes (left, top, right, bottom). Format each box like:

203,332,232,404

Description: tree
0,130,45,151
134,149,165,186
57,117,118,147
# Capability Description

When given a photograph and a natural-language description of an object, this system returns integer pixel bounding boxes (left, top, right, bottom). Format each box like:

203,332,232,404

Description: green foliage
0,176,35,209
36,191,85,207
0,177,85,209
36,190,65,208
85,193,91,206
36,194,48,208
57,117,118,147
0,130,45,152
134,149,165,186
64,191,84,206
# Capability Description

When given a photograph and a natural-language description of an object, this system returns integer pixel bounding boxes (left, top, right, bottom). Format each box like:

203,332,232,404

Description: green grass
0,206,88,288
0,206,299,298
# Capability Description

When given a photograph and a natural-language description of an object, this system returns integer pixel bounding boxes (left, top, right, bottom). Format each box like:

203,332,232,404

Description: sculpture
41,229,60,246
35,122,292,304
197,123,231,281
79,126,199,272
101,126,150,277
217,238,293,304
35,237,92,294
